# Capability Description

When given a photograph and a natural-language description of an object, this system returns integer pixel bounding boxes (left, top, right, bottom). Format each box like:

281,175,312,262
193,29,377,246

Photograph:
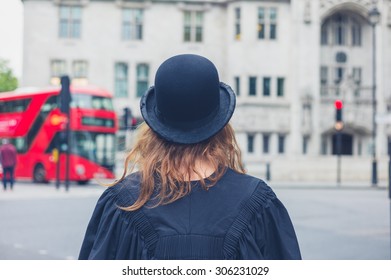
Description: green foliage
0,59,18,92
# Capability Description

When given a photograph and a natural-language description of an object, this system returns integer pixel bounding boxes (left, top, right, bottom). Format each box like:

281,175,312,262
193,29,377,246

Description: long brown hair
115,122,245,211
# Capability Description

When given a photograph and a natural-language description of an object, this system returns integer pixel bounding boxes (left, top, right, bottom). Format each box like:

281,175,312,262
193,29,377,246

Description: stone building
22,0,391,182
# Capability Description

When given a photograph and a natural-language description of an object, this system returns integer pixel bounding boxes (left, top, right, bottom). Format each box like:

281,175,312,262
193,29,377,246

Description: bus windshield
72,131,115,171
71,93,114,110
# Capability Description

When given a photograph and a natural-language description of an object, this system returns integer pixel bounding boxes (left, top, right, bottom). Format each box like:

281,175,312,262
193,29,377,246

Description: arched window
334,14,347,45
351,19,361,46
320,13,362,47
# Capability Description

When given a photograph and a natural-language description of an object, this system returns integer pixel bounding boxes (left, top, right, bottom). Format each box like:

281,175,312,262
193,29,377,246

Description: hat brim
140,82,236,144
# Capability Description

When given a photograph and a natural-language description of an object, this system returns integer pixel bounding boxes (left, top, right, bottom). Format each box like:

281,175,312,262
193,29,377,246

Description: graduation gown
79,168,301,260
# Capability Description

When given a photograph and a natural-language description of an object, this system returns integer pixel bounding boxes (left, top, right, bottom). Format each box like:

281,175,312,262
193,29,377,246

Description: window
71,94,113,110
321,23,328,45
334,67,344,85
352,67,362,96
269,8,277,39
335,67,344,95
50,60,67,85
71,132,115,170
258,7,277,40
114,63,128,98
320,66,328,85
352,67,361,85
122,9,143,40
257,8,265,39
0,98,31,113
59,6,81,38
263,77,271,96
358,139,362,156
117,135,126,152
136,64,149,97
249,77,257,96
235,7,241,40
184,11,203,42
351,19,361,46
278,134,285,154
27,96,58,150
321,136,328,155
334,14,347,45
321,13,362,47
72,60,88,85
11,138,27,154
320,66,328,95
234,76,240,96
247,134,255,153
263,134,270,154
303,135,309,154
277,77,284,97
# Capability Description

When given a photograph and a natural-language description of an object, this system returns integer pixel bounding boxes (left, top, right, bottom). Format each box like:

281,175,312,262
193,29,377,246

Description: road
0,180,389,260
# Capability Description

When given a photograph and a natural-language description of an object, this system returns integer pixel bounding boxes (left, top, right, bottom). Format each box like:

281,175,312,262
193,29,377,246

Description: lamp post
368,6,380,187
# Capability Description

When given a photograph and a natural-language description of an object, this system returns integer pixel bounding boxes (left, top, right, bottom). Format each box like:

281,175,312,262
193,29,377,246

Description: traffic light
122,107,131,130
59,75,72,114
121,107,142,130
334,99,343,131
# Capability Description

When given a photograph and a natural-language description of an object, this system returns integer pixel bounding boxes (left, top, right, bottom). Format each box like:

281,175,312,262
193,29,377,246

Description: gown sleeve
78,186,149,260
230,183,302,260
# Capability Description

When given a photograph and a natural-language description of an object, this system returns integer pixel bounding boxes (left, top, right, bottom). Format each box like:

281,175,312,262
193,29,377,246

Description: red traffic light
334,100,343,110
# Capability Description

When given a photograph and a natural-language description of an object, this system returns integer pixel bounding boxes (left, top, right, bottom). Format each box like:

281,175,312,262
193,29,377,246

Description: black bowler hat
140,54,236,144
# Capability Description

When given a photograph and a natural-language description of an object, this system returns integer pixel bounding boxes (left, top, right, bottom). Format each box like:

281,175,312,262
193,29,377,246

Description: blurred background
0,0,390,260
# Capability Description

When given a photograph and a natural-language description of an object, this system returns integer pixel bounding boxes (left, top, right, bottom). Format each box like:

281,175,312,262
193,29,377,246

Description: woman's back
79,168,301,260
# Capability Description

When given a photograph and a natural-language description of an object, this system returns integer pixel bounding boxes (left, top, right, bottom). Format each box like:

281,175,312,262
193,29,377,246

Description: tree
0,59,18,92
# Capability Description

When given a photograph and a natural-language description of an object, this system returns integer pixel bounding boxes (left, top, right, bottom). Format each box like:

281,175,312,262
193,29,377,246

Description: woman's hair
115,122,245,211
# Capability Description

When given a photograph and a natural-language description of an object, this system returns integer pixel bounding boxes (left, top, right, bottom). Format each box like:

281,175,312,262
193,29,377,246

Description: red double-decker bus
0,86,118,184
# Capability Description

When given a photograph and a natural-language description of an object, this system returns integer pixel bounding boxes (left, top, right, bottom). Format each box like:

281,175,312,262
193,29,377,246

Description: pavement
0,181,105,201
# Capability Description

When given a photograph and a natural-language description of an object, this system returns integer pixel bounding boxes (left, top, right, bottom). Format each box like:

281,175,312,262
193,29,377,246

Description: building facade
22,0,391,182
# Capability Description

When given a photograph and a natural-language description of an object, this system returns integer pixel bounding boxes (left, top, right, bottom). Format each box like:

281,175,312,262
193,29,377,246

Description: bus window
41,95,58,113
72,131,115,171
27,95,58,149
95,133,115,170
0,98,32,113
45,133,59,154
10,137,27,153
71,94,113,110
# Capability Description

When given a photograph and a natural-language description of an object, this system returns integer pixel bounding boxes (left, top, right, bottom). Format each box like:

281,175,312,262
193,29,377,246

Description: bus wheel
77,180,89,185
33,164,46,183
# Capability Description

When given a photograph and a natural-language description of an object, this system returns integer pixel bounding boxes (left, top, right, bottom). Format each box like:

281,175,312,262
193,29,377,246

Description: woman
79,54,301,260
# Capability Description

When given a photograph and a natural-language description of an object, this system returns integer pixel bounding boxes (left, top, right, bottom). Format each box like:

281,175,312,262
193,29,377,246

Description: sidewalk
0,181,105,201
270,180,389,189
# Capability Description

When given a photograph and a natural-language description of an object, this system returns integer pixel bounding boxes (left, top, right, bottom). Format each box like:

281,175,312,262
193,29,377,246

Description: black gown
79,168,301,260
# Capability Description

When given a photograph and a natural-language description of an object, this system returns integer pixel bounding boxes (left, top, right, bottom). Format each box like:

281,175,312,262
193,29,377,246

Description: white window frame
114,62,129,98
183,11,204,42
257,7,278,40
50,59,67,85
59,5,82,39
136,63,149,97
122,8,143,41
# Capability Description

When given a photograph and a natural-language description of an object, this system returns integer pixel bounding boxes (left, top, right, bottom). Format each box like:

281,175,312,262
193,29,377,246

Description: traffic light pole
371,12,378,187
65,113,71,191
60,75,72,192
388,143,391,258
55,147,60,189
337,131,342,187
334,100,343,187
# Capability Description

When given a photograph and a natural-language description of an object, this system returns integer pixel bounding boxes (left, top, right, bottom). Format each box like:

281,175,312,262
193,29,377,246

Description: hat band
155,106,220,131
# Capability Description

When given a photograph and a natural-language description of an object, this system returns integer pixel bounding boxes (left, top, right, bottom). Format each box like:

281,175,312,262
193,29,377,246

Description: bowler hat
140,54,236,144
